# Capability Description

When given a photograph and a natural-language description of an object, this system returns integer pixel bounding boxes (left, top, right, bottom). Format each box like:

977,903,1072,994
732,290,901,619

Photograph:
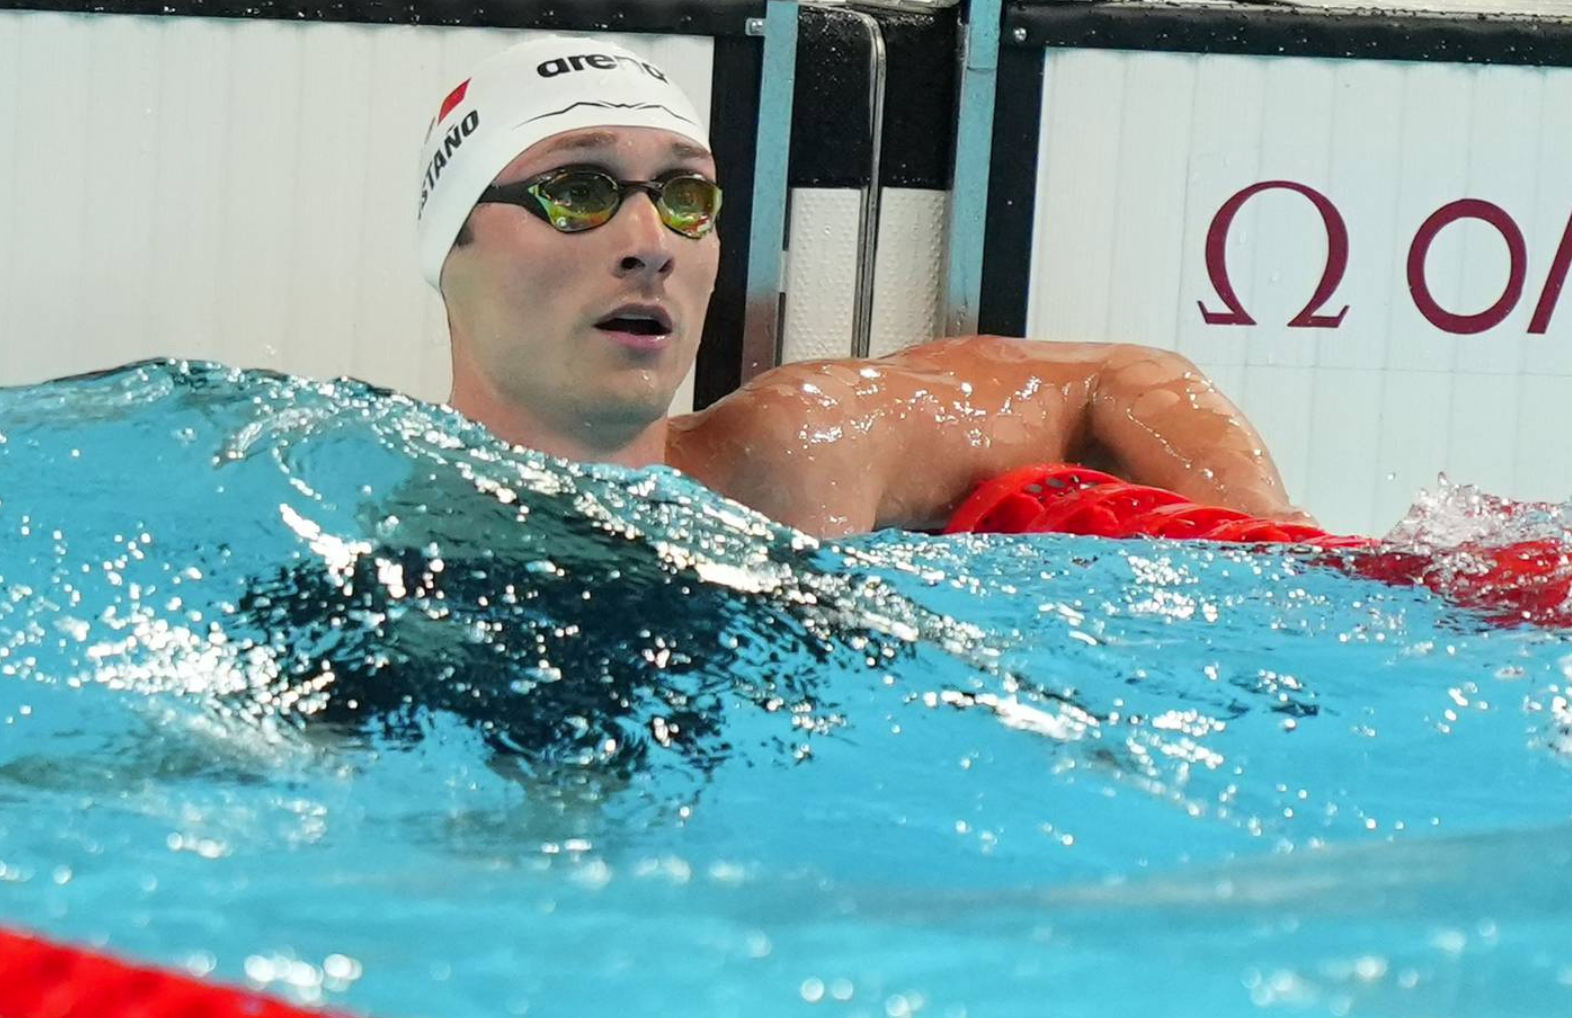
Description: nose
611,191,675,283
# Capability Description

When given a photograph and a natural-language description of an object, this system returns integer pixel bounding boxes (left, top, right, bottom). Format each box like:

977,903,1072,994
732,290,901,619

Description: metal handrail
825,5,891,358
740,0,895,378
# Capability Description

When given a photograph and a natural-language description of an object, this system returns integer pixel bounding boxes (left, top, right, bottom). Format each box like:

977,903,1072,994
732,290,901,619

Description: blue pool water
0,360,1570,1017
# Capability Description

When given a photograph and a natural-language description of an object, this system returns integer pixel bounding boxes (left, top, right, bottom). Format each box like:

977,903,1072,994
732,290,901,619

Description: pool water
0,360,1569,1017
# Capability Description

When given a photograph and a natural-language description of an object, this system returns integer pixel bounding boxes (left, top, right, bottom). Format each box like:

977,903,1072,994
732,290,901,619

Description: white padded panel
780,187,946,364
1027,48,1572,536
0,11,710,413
781,190,860,364
869,189,948,358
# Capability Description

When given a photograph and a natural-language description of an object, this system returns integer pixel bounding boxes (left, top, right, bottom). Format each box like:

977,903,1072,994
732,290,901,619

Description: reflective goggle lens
527,171,721,238
658,175,721,236
532,172,620,232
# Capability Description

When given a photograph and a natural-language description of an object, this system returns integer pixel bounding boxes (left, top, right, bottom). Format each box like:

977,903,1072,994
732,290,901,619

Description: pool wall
6,0,1572,536
983,1,1572,534
0,8,728,412
0,0,957,414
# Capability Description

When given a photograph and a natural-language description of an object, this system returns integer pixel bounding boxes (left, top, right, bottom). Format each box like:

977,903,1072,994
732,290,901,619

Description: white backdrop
0,11,713,411
1028,47,1572,536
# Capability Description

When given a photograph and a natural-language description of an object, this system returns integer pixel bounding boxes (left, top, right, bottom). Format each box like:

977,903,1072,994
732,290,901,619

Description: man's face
440,126,719,436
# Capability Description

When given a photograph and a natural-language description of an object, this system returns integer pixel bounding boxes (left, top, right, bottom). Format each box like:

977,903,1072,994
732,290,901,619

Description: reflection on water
0,360,1570,1017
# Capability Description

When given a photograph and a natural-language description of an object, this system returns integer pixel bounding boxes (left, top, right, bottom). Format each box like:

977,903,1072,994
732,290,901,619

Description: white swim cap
415,35,712,289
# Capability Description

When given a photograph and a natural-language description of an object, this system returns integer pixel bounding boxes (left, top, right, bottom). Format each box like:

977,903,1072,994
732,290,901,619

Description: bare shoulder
668,358,860,465
666,336,1121,533
667,358,883,534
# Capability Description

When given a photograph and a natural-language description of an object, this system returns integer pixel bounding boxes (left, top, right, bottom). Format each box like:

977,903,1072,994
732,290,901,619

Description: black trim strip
790,7,874,189
1006,1,1572,68
788,6,957,190
879,10,957,189
0,0,764,34
977,43,1044,339
694,34,762,410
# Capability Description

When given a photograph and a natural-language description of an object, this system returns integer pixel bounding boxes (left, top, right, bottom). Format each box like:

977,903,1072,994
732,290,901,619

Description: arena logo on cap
537,52,668,83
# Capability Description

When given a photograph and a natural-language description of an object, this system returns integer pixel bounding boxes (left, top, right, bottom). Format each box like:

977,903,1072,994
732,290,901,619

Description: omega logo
1198,180,1572,336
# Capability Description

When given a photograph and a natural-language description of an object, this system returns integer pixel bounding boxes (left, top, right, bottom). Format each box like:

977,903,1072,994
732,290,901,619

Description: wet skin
441,128,719,468
440,127,1303,539
668,338,1301,536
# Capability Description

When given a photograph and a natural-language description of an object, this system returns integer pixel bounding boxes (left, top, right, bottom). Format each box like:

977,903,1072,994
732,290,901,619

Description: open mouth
594,307,674,338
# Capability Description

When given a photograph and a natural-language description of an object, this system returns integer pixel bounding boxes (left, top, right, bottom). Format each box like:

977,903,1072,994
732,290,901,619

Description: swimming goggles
477,168,722,239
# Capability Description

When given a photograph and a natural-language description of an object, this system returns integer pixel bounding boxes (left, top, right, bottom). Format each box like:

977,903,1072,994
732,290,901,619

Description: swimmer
417,36,1309,538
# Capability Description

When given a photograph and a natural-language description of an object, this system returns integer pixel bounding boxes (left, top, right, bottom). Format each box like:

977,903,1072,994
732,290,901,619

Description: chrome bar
740,0,801,383
941,0,1003,336
839,7,890,359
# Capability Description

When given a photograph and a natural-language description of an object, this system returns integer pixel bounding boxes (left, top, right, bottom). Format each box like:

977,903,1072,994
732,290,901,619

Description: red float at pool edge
0,927,353,1018
944,463,1572,627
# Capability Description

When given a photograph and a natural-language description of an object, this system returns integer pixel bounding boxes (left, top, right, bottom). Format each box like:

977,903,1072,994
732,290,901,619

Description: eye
539,170,617,209
562,180,598,204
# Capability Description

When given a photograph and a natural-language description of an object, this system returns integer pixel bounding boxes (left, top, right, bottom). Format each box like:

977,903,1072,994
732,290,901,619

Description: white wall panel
1031,53,1127,342
1522,83,1572,378
1027,48,1572,536
780,187,946,364
0,11,711,414
1318,58,1403,374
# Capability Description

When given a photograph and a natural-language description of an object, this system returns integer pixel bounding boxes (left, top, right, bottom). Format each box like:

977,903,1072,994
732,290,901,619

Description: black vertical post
695,34,765,410
977,38,1045,338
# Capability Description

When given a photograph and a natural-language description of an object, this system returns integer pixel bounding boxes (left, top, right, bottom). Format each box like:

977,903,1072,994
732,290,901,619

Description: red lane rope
0,927,354,1018
944,463,1572,627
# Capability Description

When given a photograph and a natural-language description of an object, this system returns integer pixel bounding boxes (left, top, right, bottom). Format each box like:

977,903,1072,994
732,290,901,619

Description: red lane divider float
944,463,1572,627
0,927,353,1018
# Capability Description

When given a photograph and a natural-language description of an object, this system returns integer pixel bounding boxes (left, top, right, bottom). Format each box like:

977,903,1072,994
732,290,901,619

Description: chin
594,383,679,429
613,363,689,405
